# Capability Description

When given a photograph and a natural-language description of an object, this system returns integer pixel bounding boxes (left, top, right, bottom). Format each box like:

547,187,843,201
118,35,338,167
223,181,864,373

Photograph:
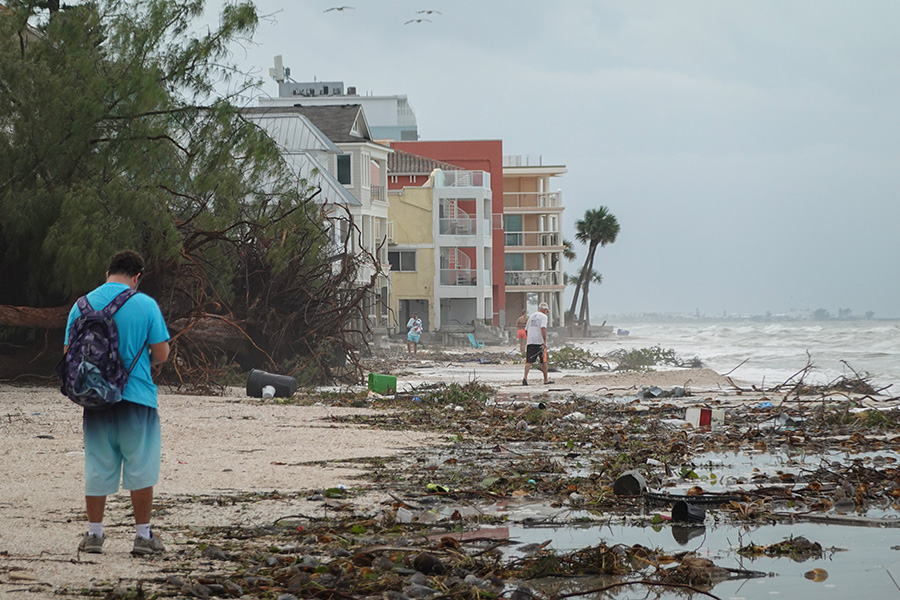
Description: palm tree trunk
580,284,591,335
579,251,598,335
567,243,596,322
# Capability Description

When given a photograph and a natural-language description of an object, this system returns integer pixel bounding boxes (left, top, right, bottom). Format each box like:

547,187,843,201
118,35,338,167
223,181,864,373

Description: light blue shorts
407,332,421,343
82,401,161,496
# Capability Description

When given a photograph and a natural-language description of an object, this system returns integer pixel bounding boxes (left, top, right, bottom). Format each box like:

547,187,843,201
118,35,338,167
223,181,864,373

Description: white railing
439,217,476,235
503,154,543,167
436,170,491,189
504,231,561,247
505,270,561,286
370,185,386,202
503,191,561,209
440,269,478,286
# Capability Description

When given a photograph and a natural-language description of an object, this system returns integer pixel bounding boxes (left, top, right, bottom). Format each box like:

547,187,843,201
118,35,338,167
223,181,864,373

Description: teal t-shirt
64,282,170,408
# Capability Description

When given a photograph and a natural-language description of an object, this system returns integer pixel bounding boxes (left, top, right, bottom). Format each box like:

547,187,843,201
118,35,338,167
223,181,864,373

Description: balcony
435,170,491,189
503,191,561,210
370,185,386,202
504,231,561,247
505,270,562,287
440,268,478,286
439,217,476,236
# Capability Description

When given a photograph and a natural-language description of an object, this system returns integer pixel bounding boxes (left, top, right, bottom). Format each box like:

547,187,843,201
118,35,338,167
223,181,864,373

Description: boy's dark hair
107,250,144,277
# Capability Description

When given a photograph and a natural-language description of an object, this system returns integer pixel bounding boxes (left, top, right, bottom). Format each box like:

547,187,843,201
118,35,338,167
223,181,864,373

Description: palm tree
578,269,604,334
567,207,619,328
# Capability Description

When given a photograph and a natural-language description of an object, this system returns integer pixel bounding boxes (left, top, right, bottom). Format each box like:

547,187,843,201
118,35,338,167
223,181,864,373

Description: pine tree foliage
0,0,375,385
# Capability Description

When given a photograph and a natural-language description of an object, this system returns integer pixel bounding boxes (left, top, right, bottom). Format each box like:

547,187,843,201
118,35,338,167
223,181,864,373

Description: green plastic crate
368,373,397,395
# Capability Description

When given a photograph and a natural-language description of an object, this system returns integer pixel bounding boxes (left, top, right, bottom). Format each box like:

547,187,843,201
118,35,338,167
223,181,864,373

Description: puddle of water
503,520,900,598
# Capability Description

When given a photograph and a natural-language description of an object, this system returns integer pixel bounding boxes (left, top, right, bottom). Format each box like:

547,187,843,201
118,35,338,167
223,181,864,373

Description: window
505,253,524,271
337,154,351,185
388,250,416,272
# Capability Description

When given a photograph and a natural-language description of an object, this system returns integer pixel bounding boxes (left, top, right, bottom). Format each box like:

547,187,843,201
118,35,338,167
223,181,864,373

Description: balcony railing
440,268,478,286
505,270,562,286
504,231,561,247
370,185,386,202
435,170,491,189
439,217,476,236
503,191,561,209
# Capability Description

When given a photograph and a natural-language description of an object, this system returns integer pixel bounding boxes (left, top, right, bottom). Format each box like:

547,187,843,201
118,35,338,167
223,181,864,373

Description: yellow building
387,182,436,331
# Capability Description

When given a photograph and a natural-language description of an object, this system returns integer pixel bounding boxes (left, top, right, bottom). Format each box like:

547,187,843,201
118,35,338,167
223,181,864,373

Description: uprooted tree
0,0,378,388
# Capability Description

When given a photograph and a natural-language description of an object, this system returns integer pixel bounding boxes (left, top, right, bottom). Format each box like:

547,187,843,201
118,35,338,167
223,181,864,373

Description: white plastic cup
261,385,276,399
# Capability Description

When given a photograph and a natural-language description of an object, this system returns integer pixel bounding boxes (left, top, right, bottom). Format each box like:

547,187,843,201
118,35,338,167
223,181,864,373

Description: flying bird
404,18,432,24
416,9,441,14
324,6,354,12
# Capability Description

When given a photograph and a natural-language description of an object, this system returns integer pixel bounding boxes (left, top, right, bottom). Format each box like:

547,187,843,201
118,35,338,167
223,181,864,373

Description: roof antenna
268,55,293,83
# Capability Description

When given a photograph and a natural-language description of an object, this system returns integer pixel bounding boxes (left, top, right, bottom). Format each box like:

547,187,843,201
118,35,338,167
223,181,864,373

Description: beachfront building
243,105,393,332
502,155,567,327
261,59,419,142
390,140,507,327
386,156,493,336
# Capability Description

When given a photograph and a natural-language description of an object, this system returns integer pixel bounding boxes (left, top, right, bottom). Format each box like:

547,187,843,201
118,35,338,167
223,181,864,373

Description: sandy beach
5,346,893,598
0,354,741,597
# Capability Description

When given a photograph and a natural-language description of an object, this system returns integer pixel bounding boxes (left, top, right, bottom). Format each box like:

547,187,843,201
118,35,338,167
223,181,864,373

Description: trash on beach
637,386,686,399
367,373,397,395
685,407,725,429
246,369,297,398
613,470,647,496
776,412,803,430
672,500,706,523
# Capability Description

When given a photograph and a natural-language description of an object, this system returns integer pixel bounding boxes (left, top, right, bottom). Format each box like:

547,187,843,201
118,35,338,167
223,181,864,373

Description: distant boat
616,328,630,336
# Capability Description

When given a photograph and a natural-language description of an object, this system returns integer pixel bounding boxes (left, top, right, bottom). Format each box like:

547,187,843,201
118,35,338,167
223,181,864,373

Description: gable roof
244,105,373,144
387,149,463,175
242,110,340,154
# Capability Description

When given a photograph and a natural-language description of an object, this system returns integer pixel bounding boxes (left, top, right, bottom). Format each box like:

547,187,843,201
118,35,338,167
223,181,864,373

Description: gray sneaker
132,533,165,556
78,533,105,554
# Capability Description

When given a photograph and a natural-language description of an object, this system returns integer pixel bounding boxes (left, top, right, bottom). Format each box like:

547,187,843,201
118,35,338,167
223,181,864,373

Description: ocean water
573,320,900,393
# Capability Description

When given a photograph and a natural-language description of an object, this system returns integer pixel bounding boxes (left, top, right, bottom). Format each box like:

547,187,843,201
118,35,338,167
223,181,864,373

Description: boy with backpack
60,250,170,556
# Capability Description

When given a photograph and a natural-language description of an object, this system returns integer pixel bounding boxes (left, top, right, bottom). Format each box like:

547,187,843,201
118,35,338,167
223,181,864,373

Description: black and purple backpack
55,289,140,410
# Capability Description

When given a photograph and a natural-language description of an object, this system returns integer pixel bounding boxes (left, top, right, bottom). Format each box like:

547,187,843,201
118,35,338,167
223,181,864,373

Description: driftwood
0,304,69,329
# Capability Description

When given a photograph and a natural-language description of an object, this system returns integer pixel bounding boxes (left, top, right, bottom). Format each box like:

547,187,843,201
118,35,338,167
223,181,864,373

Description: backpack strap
102,288,138,318
126,343,147,374
76,295,93,315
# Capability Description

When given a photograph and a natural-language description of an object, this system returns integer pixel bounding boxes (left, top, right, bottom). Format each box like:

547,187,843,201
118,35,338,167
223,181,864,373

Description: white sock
135,523,152,540
87,522,103,538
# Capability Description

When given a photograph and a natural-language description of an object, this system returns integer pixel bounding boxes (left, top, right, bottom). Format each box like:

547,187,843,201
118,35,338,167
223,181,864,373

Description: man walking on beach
522,302,552,385
63,250,170,556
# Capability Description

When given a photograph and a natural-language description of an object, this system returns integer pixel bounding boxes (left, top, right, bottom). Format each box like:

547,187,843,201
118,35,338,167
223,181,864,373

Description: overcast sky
206,0,900,319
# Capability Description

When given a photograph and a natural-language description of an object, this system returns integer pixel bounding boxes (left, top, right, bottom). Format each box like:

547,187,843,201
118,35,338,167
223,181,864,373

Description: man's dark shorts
526,344,545,364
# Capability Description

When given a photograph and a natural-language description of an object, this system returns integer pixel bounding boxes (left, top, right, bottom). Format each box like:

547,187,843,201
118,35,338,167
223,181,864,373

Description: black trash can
613,470,647,496
246,369,297,398
672,500,706,523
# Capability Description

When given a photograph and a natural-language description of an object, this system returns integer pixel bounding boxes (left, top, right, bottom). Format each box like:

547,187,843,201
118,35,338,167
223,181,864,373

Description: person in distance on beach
522,302,553,385
516,309,528,354
406,312,423,355
62,250,171,556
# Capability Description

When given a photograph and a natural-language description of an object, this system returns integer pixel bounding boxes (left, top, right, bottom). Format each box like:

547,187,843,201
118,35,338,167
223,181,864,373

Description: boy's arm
149,341,170,365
